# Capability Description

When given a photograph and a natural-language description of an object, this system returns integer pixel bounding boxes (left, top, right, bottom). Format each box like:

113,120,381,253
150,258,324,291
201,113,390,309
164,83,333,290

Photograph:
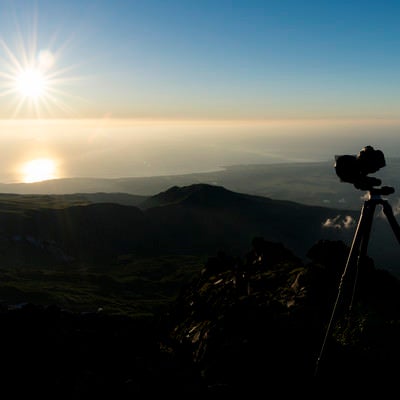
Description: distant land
2,158,400,212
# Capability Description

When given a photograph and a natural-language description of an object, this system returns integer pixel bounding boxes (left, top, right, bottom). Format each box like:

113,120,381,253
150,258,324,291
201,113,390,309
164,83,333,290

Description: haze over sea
2,118,400,184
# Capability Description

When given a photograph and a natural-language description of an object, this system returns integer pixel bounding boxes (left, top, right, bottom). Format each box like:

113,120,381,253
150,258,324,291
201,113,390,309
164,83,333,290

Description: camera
334,145,386,190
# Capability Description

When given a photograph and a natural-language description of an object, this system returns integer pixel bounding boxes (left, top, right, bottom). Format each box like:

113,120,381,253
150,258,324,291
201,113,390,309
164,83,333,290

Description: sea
1,118,400,183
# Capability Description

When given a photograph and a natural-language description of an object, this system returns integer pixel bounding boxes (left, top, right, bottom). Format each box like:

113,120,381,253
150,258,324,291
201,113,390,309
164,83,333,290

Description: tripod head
369,186,395,197
334,145,386,191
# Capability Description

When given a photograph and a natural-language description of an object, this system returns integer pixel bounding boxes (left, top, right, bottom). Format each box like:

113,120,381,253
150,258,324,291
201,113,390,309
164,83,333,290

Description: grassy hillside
0,192,147,211
0,254,205,317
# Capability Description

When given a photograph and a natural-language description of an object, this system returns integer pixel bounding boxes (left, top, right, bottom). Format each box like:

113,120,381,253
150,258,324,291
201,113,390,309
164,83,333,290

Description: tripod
314,185,400,376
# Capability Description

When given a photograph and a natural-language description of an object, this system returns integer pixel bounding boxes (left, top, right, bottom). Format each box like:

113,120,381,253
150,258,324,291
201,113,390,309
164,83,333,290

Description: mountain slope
0,184,354,267
0,183,398,275
142,183,355,258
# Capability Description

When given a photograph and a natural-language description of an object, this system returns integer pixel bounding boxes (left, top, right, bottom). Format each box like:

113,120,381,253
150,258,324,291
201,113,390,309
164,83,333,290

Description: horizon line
0,116,400,125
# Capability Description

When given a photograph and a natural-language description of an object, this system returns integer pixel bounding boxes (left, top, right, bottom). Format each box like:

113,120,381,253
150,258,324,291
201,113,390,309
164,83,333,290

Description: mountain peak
140,183,247,209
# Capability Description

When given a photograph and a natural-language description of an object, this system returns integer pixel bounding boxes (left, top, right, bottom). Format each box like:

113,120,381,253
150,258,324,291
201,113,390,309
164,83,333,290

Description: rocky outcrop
161,238,400,390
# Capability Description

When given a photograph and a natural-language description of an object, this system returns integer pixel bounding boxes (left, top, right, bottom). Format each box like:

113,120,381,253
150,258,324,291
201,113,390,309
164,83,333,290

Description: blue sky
0,0,399,119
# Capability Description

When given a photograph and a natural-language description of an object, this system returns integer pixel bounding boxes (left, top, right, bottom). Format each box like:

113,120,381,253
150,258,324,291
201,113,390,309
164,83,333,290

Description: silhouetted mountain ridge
0,183,398,274
140,183,357,261
140,183,267,209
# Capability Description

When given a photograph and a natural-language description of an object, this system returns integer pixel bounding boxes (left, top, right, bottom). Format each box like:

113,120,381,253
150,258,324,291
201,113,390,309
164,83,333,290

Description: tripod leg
314,200,375,376
347,201,375,313
381,200,400,244
340,200,375,288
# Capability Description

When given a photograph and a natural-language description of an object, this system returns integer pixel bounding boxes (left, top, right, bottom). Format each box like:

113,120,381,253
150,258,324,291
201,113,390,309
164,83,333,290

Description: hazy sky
0,1,399,183
0,0,399,119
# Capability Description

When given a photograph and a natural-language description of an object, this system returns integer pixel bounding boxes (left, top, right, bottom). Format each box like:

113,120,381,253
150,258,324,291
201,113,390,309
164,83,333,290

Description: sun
15,68,47,99
21,158,57,183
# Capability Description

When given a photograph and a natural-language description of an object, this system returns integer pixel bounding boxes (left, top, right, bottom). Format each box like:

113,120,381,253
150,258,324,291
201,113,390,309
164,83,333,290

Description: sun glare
21,158,57,183
0,19,81,117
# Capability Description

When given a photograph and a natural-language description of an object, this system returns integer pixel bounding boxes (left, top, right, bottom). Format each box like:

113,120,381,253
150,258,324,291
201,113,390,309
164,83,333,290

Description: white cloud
343,215,356,229
323,215,356,230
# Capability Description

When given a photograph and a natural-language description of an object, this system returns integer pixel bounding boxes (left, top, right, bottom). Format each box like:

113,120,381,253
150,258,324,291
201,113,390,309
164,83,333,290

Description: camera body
334,145,386,190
